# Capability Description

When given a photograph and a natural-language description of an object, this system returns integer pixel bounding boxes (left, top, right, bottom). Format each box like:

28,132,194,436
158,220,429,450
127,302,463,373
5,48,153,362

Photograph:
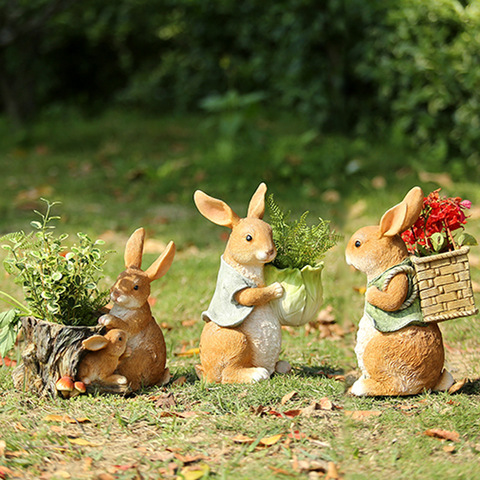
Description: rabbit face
104,329,128,356
227,218,277,266
346,225,409,280
111,267,151,309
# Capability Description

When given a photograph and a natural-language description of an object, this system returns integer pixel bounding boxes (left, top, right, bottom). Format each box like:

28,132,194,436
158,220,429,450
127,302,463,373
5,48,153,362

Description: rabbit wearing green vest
345,186,454,396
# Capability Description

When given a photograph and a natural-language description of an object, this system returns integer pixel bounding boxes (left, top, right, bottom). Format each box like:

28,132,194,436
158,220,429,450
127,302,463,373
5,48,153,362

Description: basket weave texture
411,246,478,323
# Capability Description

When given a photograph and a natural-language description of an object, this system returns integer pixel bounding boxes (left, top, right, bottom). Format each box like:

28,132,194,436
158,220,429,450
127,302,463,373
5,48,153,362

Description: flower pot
12,317,131,397
411,246,478,322
264,263,324,326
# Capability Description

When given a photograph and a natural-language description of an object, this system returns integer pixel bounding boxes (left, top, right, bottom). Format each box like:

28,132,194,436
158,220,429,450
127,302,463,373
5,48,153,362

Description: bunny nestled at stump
194,183,290,384
97,228,175,391
346,186,454,396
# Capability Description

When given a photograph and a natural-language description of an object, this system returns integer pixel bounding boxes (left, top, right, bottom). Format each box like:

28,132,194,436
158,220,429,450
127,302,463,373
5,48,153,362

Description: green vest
364,259,427,333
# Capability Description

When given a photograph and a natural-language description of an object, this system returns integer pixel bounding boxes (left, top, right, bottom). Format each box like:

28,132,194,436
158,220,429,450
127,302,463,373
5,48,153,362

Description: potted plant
264,195,339,327
0,199,119,397
401,189,478,322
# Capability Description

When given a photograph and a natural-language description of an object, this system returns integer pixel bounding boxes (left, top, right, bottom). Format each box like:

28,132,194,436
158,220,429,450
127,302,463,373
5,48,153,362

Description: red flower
401,189,471,256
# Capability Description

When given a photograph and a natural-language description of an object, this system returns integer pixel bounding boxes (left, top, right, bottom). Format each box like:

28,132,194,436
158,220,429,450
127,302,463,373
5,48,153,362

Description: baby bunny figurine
78,329,130,387
346,186,454,396
99,228,175,391
194,182,289,384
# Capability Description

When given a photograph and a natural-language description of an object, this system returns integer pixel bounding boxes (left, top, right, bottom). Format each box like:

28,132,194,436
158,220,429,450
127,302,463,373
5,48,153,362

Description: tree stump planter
12,317,131,397
411,246,478,323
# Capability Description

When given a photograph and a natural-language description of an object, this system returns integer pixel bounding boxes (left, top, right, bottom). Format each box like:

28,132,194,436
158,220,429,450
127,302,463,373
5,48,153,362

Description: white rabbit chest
241,304,282,374
355,313,379,374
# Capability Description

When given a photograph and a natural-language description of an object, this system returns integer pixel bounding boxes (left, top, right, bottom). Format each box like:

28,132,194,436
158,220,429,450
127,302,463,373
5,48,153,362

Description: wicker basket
411,246,478,323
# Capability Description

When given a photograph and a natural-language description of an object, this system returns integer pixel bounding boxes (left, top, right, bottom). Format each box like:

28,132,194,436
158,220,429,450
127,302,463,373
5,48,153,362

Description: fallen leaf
53,471,71,479
44,414,90,424
344,410,382,420
288,430,307,441
443,444,456,454
448,378,467,395
173,453,208,464
259,434,283,446
249,405,267,416
69,438,103,447
268,409,302,418
174,348,200,357
424,429,460,442
281,390,297,405
97,474,115,480
232,434,254,444
0,440,5,456
151,392,176,408
176,463,210,480
111,464,138,472
172,375,187,386
268,466,294,475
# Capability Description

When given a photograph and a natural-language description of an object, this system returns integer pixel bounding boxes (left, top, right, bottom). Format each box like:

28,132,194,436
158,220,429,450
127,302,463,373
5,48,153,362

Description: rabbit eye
354,240,362,248
246,234,253,242
133,285,139,290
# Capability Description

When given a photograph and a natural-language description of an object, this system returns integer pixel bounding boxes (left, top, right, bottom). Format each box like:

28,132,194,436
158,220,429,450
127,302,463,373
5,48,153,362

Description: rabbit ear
145,241,176,281
194,190,240,228
379,186,424,237
124,228,145,268
82,335,108,351
247,183,267,219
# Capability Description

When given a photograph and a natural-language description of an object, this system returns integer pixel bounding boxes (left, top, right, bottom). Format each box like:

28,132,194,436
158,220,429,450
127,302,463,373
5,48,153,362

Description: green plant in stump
265,194,340,327
0,199,111,357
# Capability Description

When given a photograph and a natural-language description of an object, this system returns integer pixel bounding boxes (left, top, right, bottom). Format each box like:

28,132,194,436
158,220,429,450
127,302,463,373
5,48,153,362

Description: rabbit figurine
193,182,289,384
98,228,175,391
78,329,130,387
345,186,454,396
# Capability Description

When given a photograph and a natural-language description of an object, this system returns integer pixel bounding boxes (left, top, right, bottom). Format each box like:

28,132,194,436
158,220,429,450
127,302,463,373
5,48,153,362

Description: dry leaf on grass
424,429,460,442
172,375,187,386
0,440,5,457
232,433,283,447
69,438,103,447
448,378,468,395
150,392,176,408
344,410,382,420
44,414,90,424
173,453,209,464
281,390,297,405
176,463,210,480
174,348,200,357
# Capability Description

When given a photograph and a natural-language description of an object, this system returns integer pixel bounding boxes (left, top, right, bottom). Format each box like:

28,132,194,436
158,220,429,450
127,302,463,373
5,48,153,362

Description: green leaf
0,323,18,357
430,232,446,252
0,310,18,329
457,233,478,247
30,221,43,229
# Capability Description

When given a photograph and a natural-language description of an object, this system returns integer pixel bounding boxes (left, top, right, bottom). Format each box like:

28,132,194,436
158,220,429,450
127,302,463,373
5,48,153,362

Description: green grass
0,109,480,479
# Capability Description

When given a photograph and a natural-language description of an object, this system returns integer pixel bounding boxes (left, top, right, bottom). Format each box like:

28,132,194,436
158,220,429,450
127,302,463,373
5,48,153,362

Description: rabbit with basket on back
345,186,454,396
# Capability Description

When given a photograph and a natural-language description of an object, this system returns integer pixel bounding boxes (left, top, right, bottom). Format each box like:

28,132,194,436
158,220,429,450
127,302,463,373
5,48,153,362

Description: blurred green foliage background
2,0,480,177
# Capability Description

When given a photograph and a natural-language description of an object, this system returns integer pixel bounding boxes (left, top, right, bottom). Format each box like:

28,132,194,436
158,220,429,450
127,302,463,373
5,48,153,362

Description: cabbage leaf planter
265,263,324,327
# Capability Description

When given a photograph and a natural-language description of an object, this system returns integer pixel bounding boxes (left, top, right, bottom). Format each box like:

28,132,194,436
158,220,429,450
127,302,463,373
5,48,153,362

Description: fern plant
267,194,339,270
0,199,111,356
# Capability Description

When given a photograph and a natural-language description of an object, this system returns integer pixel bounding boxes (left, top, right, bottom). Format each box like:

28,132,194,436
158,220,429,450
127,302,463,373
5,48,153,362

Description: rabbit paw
269,282,284,299
98,314,114,326
350,377,369,396
116,376,128,385
250,367,270,383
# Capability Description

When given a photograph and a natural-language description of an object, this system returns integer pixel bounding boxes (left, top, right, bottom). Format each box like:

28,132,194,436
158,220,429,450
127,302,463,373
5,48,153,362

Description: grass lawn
0,109,480,479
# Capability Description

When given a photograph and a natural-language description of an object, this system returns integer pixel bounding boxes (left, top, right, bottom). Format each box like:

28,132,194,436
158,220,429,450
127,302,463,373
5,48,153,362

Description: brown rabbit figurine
78,329,130,387
194,182,290,384
98,228,175,391
345,186,454,396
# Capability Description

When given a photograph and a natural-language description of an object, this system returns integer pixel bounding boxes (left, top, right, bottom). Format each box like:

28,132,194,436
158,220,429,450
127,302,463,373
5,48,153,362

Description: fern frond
267,194,340,269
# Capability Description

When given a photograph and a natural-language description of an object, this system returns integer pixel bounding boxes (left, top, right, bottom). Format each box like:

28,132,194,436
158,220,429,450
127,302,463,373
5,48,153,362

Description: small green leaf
0,310,18,329
0,324,18,357
457,233,478,247
430,232,446,252
30,221,43,229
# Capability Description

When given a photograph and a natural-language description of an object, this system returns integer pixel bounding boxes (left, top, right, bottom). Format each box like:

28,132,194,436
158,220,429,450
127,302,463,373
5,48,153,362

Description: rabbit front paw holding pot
193,183,290,384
